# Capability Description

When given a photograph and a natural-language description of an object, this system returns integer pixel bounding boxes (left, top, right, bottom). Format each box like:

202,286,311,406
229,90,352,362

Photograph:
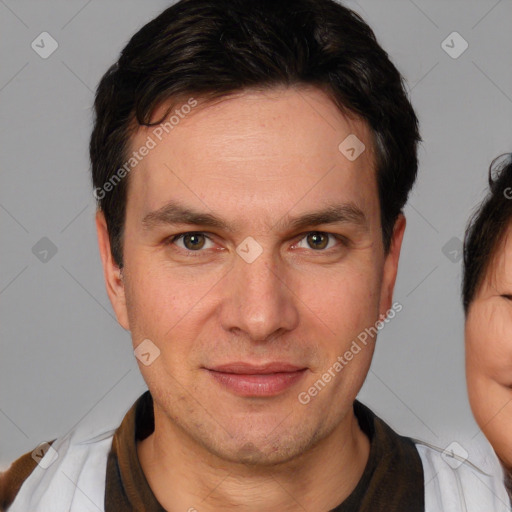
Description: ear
379,214,406,318
95,210,130,330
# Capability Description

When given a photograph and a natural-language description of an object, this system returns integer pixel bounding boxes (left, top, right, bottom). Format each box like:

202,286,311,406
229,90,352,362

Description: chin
203,424,322,467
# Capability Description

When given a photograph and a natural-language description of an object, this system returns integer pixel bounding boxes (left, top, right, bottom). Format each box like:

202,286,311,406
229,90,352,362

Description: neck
137,403,370,512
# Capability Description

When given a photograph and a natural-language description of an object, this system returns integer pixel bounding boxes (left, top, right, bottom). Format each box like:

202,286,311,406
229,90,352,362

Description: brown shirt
1,391,424,511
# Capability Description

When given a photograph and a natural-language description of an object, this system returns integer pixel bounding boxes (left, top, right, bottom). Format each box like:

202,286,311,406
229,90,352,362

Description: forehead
126,86,378,224
484,225,512,290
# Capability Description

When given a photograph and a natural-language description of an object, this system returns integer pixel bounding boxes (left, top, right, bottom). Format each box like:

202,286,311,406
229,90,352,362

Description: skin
466,226,512,470
96,85,406,512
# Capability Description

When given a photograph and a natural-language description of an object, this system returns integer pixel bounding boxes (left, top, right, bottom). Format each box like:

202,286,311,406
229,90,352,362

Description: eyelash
166,231,348,256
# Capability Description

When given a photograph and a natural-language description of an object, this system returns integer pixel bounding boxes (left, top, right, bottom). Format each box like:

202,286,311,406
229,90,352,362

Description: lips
208,362,305,374
205,362,307,397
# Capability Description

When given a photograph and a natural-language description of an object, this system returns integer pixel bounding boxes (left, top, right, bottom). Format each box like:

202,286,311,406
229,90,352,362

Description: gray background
1,0,511,469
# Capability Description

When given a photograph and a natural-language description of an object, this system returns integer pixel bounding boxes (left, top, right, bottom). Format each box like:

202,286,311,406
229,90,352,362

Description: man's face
97,86,404,465
466,226,512,468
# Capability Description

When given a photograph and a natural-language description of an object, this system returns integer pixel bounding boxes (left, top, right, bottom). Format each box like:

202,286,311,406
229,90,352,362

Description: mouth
203,362,308,397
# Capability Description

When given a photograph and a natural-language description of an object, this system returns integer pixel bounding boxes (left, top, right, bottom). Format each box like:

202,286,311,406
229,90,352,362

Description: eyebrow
141,200,368,233
142,202,231,231
282,203,367,232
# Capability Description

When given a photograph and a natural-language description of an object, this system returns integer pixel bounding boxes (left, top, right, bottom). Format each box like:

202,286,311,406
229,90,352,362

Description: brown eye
306,232,329,250
180,233,206,251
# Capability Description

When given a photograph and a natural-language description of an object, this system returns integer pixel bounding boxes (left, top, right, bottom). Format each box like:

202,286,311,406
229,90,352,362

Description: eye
294,231,344,251
170,232,215,252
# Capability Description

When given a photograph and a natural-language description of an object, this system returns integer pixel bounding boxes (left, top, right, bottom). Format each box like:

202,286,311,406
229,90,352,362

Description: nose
219,248,300,342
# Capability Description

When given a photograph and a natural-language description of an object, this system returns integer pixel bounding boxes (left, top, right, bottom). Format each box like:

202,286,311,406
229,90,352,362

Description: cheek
296,263,382,356
467,310,512,387
466,306,512,458
320,264,381,323
123,258,222,343
469,378,512,468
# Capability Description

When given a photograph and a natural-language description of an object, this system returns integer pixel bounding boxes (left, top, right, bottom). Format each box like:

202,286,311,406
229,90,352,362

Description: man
0,0,508,510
